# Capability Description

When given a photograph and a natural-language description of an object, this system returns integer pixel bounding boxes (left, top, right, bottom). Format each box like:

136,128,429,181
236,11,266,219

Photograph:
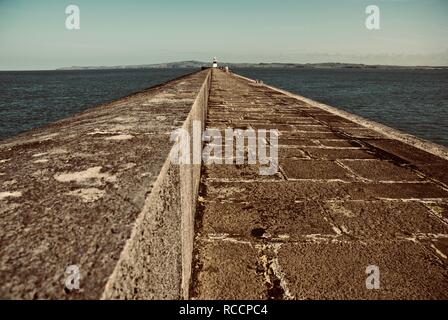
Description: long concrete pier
1,68,447,299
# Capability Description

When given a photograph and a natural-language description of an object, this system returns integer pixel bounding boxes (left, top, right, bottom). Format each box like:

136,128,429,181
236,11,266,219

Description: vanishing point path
191,69,448,299
1,68,447,300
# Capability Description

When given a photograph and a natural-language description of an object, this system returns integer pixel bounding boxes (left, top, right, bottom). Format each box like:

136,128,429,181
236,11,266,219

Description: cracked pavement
191,69,448,300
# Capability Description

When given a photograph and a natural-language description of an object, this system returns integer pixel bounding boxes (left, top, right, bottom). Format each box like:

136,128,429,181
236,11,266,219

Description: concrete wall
102,71,211,299
0,69,211,299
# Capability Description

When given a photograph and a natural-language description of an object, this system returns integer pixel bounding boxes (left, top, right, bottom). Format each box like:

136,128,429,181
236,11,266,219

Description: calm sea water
0,68,195,141
0,68,447,146
235,68,448,146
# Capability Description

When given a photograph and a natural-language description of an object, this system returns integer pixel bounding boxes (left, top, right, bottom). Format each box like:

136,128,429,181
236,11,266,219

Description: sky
0,0,447,70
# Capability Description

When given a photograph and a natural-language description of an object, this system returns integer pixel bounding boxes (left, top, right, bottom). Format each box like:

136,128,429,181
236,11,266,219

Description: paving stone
344,182,448,200
303,148,375,160
290,125,332,132
417,163,448,186
425,202,448,220
362,139,447,165
318,140,363,148
250,124,293,131
421,238,448,264
200,200,335,239
324,200,448,239
203,181,351,202
191,241,266,300
277,118,320,125
339,128,386,139
278,241,448,299
204,164,282,180
278,148,309,159
282,160,352,180
341,160,424,181
285,132,342,139
278,138,319,146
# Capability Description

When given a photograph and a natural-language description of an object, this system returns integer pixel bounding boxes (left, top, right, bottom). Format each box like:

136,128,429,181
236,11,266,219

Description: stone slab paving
191,69,448,300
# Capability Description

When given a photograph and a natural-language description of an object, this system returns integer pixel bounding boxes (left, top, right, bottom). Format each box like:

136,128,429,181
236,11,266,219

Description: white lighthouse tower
212,57,218,68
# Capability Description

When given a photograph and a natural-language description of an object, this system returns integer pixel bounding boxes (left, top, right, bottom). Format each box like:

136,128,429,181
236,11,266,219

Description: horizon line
2,60,448,72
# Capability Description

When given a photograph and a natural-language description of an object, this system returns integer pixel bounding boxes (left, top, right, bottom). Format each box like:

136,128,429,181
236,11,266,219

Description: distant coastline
56,60,448,71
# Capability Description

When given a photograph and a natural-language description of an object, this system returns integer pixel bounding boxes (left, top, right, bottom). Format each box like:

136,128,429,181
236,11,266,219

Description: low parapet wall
0,69,211,299
103,70,211,299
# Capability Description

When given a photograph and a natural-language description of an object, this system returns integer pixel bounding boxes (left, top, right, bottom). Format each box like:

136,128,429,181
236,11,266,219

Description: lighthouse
212,57,218,68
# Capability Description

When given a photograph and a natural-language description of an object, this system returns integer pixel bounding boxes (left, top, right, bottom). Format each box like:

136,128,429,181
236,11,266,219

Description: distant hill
57,60,207,70
57,61,448,70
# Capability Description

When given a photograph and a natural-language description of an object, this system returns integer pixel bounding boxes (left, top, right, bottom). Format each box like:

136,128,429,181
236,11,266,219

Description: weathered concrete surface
103,69,211,299
2,67,447,300
0,69,210,299
191,69,448,300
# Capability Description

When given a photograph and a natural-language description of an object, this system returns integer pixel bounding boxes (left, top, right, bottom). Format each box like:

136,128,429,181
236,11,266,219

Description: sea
0,68,447,146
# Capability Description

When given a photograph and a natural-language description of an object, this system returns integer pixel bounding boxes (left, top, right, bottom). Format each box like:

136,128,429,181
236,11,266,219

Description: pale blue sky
0,0,447,70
